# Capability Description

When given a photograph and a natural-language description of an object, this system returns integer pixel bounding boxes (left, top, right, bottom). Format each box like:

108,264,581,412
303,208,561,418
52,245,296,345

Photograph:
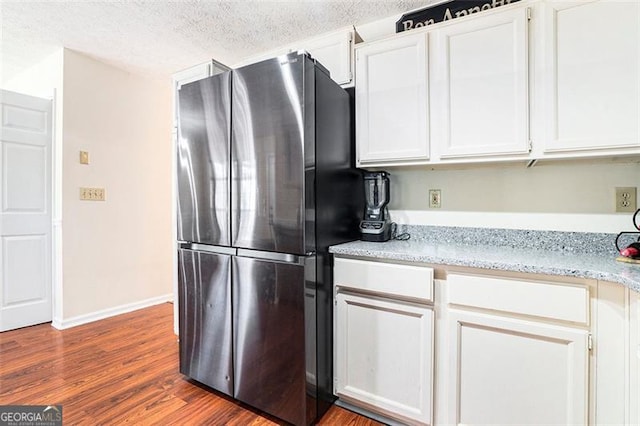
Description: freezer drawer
178,248,233,395
233,254,311,426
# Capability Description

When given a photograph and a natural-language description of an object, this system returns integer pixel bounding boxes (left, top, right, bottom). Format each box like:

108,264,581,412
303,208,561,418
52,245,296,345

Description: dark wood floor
0,303,381,425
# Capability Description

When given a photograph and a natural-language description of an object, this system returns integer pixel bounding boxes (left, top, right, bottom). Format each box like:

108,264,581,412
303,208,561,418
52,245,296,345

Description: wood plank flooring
0,303,382,425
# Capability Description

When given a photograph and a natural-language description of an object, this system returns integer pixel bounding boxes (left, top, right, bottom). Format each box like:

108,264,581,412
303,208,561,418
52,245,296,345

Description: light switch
80,151,89,165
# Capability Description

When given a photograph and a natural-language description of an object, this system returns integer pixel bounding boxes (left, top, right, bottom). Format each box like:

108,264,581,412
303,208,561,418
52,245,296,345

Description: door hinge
527,7,532,21
588,334,593,351
528,139,533,152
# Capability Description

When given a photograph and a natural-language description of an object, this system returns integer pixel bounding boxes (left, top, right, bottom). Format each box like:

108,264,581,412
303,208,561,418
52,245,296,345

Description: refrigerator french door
176,71,231,247
177,246,233,396
233,251,315,426
231,55,313,255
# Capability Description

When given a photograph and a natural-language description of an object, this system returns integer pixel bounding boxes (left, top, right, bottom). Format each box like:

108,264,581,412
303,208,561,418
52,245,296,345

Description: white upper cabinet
542,0,640,154
355,33,429,165
173,62,214,89
432,7,530,158
233,27,356,86
304,30,354,85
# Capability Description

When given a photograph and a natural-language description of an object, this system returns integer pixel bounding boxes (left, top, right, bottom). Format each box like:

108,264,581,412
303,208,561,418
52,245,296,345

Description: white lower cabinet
446,272,590,425
335,292,433,425
447,309,588,425
333,257,639,425
632,292,640,425
334,258,434,424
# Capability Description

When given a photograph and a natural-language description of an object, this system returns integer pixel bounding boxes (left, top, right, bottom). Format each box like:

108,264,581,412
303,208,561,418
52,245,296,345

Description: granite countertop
329,225,640,293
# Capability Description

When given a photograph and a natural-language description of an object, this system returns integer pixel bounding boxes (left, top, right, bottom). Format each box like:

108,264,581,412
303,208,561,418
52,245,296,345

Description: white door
0,90,53,331
432,7,530,158
355,32,429,165
335,292,433,425
448,309,589,425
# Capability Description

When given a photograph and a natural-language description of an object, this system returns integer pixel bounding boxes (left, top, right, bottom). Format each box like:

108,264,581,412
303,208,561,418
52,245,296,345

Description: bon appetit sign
396,0,521,32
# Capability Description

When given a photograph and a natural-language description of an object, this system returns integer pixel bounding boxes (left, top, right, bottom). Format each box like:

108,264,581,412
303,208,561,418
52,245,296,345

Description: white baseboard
389,210,635,233
51,294,173,330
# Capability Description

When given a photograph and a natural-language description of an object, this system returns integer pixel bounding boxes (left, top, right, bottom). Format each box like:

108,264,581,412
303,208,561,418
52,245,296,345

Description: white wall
61,49,173,319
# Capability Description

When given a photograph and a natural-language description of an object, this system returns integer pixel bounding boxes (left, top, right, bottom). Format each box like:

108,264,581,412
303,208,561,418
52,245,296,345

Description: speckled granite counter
329,225,640,293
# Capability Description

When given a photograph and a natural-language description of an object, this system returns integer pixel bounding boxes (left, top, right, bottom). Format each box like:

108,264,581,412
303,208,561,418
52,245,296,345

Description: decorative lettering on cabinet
397,0,521,32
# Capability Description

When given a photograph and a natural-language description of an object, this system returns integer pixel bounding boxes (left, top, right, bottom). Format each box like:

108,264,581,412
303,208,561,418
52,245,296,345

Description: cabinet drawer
334,258,433,302
447,273,589,325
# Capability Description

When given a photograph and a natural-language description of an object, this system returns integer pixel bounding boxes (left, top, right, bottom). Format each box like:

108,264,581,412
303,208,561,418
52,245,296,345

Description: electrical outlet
80,187,105,201
615,187,637,213
429,189,441,209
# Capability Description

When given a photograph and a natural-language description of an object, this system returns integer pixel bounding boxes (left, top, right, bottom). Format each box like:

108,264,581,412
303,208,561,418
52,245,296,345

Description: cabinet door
335,292,433,425
305,29,353,85
233,29,353,86
448,309,588,425
543,0,640,153
355,33,429,164
433,8,530,158
632,292,640,425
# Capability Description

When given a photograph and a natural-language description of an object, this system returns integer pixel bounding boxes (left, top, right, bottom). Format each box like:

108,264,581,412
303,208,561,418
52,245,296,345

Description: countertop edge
329,245,640,293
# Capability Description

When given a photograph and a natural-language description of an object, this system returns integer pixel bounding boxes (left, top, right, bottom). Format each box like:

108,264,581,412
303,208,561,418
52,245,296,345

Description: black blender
359,171,392,242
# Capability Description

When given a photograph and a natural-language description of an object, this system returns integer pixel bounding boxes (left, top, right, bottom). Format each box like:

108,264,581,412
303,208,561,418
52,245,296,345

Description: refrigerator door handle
236,248,306,265
182,243,237,256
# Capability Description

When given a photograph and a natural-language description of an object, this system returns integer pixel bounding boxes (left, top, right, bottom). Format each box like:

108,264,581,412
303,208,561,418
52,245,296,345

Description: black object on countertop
615,208,640,258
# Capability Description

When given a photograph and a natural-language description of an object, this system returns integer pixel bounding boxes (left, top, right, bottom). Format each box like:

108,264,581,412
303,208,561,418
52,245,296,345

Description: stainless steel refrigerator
176,52,361,425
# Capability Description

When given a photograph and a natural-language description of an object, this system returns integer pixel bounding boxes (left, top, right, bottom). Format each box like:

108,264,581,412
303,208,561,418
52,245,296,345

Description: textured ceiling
1,0,431,82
